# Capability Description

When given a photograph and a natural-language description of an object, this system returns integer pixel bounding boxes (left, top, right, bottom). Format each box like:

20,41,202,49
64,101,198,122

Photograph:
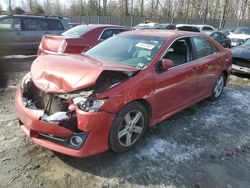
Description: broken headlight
73,98,105,112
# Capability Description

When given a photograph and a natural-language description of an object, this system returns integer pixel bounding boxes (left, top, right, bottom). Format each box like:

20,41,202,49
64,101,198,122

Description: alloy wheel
118,110,144,147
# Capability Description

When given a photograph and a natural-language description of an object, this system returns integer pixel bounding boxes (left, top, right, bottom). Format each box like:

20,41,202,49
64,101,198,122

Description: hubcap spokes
118,110,144,147
214,76,224,97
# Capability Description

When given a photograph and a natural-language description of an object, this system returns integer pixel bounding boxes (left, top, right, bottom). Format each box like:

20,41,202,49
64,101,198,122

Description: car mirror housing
161,59,174,71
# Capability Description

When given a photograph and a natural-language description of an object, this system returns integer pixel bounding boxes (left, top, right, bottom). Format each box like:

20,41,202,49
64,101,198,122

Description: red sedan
37,24,131,55
16,30,232,157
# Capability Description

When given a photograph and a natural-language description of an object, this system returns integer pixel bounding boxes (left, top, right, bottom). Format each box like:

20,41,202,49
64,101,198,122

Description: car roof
121,29,206,38
195,24,213,27
86,24,130,29
2,14,63,20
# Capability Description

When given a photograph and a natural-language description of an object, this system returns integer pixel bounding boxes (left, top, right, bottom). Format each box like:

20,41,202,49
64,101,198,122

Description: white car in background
228,27,250,47
195,24,215,31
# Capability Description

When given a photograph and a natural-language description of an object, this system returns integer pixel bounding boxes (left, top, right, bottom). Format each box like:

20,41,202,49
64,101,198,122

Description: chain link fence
68,16,250,29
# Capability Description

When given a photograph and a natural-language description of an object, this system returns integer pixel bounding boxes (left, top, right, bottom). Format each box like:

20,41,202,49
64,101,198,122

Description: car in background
16,30,232,157
176,24,215,32
134,23,176,30
68,23,80,28
38,24,131,55
205,31,231,48
228,27,250,47
156,23,176,30
133,22,158,30
0,14,69,55
231,39,250,75
195,25,215,31
176,25,200,32
218,29,233,36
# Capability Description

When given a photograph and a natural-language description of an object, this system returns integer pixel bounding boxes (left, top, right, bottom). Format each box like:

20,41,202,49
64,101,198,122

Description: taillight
58,40,67,54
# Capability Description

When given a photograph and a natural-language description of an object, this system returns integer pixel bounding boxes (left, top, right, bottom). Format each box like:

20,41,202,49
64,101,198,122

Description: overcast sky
1,0,21,10
1,0,68,10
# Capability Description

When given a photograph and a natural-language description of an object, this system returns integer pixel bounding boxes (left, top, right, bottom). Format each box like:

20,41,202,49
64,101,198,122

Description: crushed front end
15,72,115,157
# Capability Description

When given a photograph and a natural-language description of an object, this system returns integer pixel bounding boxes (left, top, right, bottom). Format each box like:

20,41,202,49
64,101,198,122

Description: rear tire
109,102,148,153
209,73,225,101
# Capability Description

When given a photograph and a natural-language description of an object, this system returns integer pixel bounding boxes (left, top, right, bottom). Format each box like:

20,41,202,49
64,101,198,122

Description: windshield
242,39,250,47
85,34,166,69
61,25,93,37
233,28,250,35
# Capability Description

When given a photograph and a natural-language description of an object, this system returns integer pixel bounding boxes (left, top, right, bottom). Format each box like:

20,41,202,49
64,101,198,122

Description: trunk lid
41,35,67,53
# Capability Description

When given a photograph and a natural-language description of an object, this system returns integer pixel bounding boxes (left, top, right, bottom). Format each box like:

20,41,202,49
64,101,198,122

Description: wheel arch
222,70,228,86
132,98,153,126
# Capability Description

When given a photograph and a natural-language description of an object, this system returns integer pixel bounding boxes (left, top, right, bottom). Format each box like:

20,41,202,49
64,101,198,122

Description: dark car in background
176,25,200,32
218,29,233,36
206,31,231,48
37,24,131,55
231,39,250,75
0,14,69,55
228,27,250,47
176,24,215,32
157,23,176,30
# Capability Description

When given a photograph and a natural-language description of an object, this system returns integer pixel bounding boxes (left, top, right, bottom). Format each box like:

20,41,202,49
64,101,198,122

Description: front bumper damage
15,88,114,157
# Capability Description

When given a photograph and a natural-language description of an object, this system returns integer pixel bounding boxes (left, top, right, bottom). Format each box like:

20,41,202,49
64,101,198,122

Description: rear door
0,17,24,54
22,17,49,52
191,36,221,95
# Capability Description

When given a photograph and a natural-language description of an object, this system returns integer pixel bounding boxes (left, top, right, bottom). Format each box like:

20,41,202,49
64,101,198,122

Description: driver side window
163,37,192,67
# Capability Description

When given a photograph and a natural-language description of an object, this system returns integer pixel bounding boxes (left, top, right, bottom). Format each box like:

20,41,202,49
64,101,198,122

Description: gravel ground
0,56,250,188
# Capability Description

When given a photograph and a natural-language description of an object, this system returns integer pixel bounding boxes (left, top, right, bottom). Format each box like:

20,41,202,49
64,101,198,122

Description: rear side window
23,18,49,31
193,36,218,59
0,18,21,31
100,29,128,40
47,19,64,30
62,25,93,37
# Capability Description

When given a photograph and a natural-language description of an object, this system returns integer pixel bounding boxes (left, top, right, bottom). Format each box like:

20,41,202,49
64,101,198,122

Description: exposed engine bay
21,70,136,132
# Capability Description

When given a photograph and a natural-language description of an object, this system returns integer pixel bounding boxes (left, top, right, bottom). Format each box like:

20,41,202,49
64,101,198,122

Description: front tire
109,102,148,153
209,73,225,101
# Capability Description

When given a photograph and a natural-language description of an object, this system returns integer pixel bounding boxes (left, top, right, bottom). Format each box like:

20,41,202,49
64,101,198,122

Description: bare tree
103,0,108,15
239,0,249,19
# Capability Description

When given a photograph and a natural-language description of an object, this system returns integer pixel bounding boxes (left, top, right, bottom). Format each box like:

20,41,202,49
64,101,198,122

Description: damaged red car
15,30,232,157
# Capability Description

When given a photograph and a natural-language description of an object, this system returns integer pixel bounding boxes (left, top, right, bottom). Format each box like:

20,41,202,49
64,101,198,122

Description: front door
153,37,200,118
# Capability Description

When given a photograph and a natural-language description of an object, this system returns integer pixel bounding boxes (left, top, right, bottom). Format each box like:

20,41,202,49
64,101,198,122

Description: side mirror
161,59,174,71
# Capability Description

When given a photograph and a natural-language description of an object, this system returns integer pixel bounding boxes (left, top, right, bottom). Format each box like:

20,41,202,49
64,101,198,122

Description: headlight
73,97,105,112
21,72,32,91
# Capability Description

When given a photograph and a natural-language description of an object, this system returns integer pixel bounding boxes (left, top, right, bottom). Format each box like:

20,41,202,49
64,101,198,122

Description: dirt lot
0,56,250,188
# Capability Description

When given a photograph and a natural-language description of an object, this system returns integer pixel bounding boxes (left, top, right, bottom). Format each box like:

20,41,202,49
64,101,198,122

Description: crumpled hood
31,54,138,93
228,34,250,40
231,46,250,60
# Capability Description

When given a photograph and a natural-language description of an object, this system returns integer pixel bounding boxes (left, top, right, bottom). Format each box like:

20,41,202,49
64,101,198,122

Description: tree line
2,0,250,20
